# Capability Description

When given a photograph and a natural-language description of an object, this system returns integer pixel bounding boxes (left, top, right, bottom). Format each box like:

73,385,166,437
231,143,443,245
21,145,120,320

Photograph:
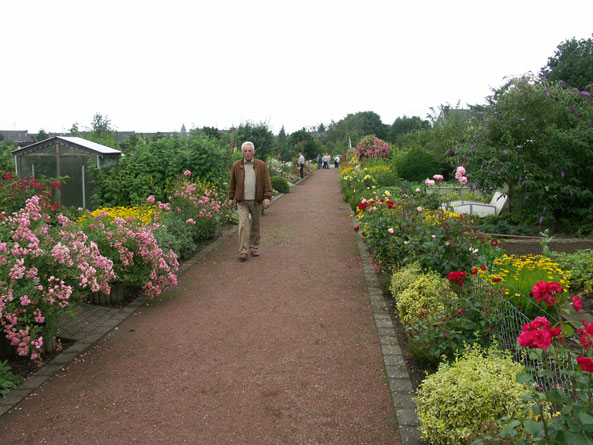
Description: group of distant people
317,154,340,169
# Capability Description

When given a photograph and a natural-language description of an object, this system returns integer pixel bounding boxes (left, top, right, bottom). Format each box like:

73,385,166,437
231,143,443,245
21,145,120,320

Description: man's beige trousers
237,200,261,254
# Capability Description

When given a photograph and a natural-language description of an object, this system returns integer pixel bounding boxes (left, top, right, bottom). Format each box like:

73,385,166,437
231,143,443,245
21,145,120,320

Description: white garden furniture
444,191,508,217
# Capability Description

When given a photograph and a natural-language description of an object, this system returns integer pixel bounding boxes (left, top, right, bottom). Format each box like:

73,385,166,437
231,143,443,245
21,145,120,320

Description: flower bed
339,157,593,443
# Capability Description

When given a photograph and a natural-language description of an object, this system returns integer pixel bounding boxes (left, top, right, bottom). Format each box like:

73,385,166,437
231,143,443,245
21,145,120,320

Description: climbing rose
184,170,191,176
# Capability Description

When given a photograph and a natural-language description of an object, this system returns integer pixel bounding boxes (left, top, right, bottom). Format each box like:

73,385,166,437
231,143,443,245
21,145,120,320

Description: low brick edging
351,212,426,445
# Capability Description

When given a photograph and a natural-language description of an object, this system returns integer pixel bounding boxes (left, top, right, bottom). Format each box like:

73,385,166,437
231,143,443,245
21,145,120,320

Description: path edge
350,211,426,445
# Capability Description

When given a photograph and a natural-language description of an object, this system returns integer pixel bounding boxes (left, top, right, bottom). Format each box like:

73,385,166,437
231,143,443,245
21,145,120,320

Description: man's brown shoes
239,253,248,262
250,250,259,257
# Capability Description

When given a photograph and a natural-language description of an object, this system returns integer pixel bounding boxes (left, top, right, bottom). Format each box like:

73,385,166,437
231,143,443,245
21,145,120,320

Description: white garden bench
445,191,508,217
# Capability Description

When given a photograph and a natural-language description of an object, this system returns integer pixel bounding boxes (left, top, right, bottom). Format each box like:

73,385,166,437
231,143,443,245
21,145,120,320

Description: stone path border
0,174,307,419
351,212,424,445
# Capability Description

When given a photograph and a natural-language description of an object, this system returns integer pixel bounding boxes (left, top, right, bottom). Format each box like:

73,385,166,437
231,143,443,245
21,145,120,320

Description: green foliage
546,248,593,295
541,36,593,90
397,147,440,182
84,112,119,148
415,344,530,445
35,129,49,142
387,115,430,144
395,270,456,328
0,360,22,397
230,121,275,159
476,213,532,236
0,140,16,173
406,275,504,366
270,175,289,194
153,212,196,260
91,132,230,207
325,111,388,152
389,263,422,298
453,75,593,231
287,129,321,160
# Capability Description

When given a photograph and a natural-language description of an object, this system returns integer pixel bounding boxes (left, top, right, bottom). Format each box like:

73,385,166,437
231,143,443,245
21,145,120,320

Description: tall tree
325,111,388,152
541,36,593,90
388,116,430,144
288,129,321,160
231,121,275,159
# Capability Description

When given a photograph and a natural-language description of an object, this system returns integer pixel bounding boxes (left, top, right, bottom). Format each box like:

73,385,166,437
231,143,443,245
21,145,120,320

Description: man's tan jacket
228,158,274,203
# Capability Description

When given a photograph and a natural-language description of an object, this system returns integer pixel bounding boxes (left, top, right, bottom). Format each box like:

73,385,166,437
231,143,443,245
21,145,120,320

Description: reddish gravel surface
0,169,399,444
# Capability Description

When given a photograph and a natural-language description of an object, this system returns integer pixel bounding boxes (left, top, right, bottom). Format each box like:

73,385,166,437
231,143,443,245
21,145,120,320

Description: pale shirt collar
243,158,254,165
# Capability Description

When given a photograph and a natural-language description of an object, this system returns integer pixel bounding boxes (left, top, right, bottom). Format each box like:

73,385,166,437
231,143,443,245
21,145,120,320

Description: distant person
322,153,330,169
334,155,340,169
298,152,305,178
317,153,322,170
228,141,273,262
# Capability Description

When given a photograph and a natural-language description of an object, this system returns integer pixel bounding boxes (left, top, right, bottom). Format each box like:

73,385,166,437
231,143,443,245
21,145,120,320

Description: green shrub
395,270,456,328
0,360,22,397
270,176,290,194
153,212,196,260
397,147,440,182
415,344,530,445
389,263,423,301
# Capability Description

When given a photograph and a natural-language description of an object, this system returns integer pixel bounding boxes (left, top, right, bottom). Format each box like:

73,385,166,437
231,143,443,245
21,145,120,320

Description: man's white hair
241,141,255,151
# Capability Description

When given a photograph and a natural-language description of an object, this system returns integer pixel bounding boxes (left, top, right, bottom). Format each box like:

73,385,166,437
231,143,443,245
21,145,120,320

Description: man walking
229,141,273,261
298,152,305,179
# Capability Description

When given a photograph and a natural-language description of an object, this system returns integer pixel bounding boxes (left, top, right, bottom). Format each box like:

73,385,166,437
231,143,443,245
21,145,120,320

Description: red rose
493,277,502,283
573,295,583,312
480,265,487,271
471,268,478,275
577,357,593,372
532,281,564,306
354,225,360,233
578,321,593,349
490,239,498,246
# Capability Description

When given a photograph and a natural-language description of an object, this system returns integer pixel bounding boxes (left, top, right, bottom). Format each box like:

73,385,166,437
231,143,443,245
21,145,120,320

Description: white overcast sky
1,0,592,134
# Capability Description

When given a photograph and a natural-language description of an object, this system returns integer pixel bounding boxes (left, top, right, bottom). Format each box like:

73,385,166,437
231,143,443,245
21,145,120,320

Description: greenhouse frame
12,136,122,209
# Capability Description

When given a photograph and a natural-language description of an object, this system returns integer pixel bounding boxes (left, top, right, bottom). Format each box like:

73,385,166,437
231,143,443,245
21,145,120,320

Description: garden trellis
12,136,122,209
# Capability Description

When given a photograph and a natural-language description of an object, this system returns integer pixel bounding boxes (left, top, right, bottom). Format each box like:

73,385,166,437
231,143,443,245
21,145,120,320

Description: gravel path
0,169,399,444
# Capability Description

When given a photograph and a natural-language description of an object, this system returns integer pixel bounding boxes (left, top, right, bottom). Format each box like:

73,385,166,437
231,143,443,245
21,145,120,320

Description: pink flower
388,228,394,234
425,179,435,186
146,195,155,204
456,166,466,175
417,206,423,212
433,174,444,181
415,188,421,192
183,170,191,176
459,176,468,185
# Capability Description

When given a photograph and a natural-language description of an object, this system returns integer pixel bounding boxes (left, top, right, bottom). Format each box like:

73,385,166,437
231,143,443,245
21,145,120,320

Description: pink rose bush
1,196,115,360
353,135,390,164
78,211,178,299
